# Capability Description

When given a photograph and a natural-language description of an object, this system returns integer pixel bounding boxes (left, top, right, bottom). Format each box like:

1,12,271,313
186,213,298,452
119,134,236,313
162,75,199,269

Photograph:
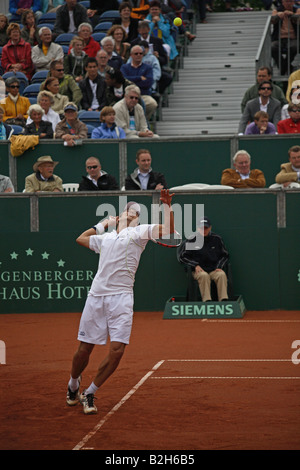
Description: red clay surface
0,310,299,450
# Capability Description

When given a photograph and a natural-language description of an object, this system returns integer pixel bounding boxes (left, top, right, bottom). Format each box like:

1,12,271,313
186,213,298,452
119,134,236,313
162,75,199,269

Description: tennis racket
153,231,182,248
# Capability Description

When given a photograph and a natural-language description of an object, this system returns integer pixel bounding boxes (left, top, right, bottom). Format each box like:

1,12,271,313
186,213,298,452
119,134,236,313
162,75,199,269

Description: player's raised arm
152,189,175,240
76,217,119,248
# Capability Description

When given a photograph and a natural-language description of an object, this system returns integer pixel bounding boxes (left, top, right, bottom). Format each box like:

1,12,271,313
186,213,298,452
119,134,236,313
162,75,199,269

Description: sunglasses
9,85,20,88
260,87,271,90
290,109,300,112
87,165,98,170
55,68,64,72
133,52,143,55
129,96,139,100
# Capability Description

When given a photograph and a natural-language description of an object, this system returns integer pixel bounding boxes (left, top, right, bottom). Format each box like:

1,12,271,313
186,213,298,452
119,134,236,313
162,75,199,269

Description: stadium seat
86,124,96,138
62,183,79,192
92,32,106,43
28,97,38,105
2,71,29,95
23,83,41,98
98,11,120,21
79,0,90,7
10,125,24,135
94,22,113,32
78,110,100,127
31,70,48,84
55,33,75,46
38,13,57,25
38,23,54,31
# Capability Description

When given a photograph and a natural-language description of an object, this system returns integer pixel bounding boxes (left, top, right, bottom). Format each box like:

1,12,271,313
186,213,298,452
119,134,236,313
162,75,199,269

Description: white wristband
94,222,105,235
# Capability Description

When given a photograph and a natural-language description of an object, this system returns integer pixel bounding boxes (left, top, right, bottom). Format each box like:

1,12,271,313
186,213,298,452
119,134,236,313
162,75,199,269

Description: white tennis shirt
88,224,156,296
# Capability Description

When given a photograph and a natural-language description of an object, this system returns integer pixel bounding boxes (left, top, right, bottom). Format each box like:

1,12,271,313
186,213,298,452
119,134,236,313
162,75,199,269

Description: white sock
85,382,99,396
68,376,79,392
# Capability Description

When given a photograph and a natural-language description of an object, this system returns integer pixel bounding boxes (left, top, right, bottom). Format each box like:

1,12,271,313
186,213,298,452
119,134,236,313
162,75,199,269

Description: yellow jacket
0,95,31,121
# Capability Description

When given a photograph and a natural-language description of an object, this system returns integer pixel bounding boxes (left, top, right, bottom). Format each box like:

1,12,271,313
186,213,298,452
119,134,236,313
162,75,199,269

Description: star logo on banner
26,248,34,256
41,252,50,260
57,259,65,267
10,252,18,260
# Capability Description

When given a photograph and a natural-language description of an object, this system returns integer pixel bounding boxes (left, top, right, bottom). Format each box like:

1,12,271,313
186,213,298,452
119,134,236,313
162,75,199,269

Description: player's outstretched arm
76,217,119,249
152,189,175,239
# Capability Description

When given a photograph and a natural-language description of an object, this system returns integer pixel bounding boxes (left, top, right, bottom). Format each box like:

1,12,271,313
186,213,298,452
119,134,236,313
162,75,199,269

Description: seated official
78,156,119,191
91,106,126,139
24,155,63,193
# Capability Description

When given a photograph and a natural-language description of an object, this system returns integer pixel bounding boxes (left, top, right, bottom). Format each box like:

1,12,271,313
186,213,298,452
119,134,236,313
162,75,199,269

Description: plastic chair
38,13,57,25
23,83,41,98
78,110,100,127
2,71,29,95
38,23,54,31
31,70,48,84
86,124,96,138
98,11,120,21
10,125,24,135
62,183,79,192
92,32,106,43
94,22,113,32
55,33,75,45
79,0,90,7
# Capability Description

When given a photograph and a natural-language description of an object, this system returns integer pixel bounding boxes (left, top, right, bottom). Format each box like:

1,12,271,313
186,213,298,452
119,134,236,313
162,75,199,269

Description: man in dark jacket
125,148,167,190
79,57,106,111
178,217,229,302
53,0,89,38
78,156,119,191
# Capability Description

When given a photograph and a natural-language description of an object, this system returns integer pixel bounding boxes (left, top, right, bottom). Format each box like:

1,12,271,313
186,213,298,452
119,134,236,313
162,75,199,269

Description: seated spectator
41,76,69,115
113,84,159,138
104,67,134,107
96,49,111,79
21,9,40,47
161,1,196,42
275,145,300,187
1,23,34,80
132,40,161,93
42,60,83,108
0,13,9,47
281,81,300,120
78,156,119,191
241,66,287,113
0,173,14,192
244,111,277,135
145,0,178,61
8,0,42,22
113,2,140,43
238,81,282,134
221,150,266,188
79,57,106,111
277,103,300,134
125,148,167,190
75,22,100,58
24,155,63,192
24,104,53,138
53,0,89,37
0,105,12,139
87,0,119,28
55,102,88,145
121,45,158,121
101,36,124,71
91,106,126,139
31,27,64,72
45,0,64,13
64,36,89,83
107,25,131,63
26,90,60,132
0,77,31,127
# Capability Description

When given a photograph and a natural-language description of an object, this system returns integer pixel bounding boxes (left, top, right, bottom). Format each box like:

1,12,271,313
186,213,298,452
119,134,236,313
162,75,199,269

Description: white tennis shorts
77,293,134,345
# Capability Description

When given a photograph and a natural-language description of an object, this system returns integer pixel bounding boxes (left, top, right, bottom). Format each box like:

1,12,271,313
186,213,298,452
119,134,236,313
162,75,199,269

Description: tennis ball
173,17,182,27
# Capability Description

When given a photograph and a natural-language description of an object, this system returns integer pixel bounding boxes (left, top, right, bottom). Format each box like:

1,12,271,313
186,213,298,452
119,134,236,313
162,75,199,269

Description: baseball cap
198,217,211,228
64,102,78,112
124,201,141,216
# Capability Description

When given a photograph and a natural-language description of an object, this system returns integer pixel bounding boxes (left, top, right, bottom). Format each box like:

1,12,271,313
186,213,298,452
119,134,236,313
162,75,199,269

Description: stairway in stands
156,10,271,136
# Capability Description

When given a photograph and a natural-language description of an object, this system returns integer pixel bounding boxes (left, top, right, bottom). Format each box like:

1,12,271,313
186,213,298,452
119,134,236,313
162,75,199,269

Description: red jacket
1,38,34,80
277,118,300,134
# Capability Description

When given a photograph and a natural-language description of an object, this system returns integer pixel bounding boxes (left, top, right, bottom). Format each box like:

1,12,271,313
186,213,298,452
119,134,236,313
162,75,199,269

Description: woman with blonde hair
26,90,61,132
42,77,69,116
64,36,89,82
106,25,130,63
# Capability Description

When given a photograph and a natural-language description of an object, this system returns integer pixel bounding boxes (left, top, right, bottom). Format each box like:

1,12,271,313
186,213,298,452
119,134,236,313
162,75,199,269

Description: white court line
72,360,165,451
151,376,300,380
200,319,300,322
167,359,292,362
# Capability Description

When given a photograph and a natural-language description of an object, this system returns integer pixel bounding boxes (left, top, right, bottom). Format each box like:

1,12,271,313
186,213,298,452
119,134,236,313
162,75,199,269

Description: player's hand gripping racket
153,189,181,248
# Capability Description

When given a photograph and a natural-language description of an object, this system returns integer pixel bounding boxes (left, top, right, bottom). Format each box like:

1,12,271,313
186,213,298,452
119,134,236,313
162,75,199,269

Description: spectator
271,0,300,75
244,111,277,135
78,156,119,191
31,27,64,72
64,36,89,83
0,13,9,47
91,106,126,139
130,0,150,20
113,2,140,43
53,0,89,37
145,0,178,61
43,60,83,107
104,67,134,106
101,36,124,71
135,40,161,92
24,155,63,192
21,9,40,47
1,23,34,80
0,77,31,127
121,44,158,121
161,1,196,42
177,216,229,302
87,0,119,28
76,22,100,58
238,81,282,134
221,150,266,188
286,70,300,102
0,173,14,192
79,57,106,111
45,0,64,12
281,80,300,120
24,104,53,138
113,84,159,138
277,103,300,134
241,66,287,113
55,102,88,145
8,0,42,22
96,49,111,79
0,105,12,139
107,25,131,63
26,90,60,132
275,145,300,187
41,76,69,115
125,148,166,190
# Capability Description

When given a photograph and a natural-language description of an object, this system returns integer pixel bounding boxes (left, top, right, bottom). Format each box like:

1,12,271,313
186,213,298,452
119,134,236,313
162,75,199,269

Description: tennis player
67,189,175,414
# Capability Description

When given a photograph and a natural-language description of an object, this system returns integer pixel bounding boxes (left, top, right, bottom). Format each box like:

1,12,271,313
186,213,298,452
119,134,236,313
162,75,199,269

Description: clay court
0,309,299,451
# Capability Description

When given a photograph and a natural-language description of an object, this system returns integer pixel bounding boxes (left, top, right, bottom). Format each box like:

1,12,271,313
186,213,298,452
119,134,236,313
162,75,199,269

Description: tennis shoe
80,391,98,415
66,376,81,406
